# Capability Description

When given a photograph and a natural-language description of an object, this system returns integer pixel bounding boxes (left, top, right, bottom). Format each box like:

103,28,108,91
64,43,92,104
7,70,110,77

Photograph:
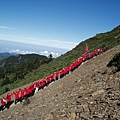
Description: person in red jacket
91,51,95,58
29,83,35,96
46,75,51,85
34,81,40,93
13,90,20,104
82,54,87,62
50,73,55,82
59,69,64,78
0,97,7,111
55,71,59,80
24,87,30,98
94,49,99,56
66,66,71,75
70,62,74,72
39,79,46,89
19,89,25,102
100,48,103,53
63,67,67,76
79,57,83,65
6,93,13,109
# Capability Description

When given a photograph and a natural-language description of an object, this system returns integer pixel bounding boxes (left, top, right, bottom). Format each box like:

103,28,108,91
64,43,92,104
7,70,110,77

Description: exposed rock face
0,45,120,120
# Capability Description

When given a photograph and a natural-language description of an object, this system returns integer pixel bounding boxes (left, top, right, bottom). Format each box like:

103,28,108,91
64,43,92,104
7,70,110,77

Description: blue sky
0,0,120,57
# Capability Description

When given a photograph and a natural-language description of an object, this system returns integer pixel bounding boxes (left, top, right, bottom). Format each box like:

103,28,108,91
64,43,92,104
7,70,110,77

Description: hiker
29,83,35,96
55,71,59,80
19,89,24,102
35,81,40,93
88,53,91,59
46,75,51,85
82,54,88,62
64,67,67,76
103,47,107,52
13,90,20,104
94,49,99,56
100,48,103,53
6,93,13,109
70,62,75,72
24,87,30,98
78,57,83,65
91,51,95,58
64,66,70,75
50,73,55,82
59,69,64,78
0,97,7,111
39,79,46,89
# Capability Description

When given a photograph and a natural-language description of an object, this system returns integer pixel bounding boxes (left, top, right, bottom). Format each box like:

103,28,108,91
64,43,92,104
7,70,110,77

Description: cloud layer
0,34,78,50
0,26,16,29
10,49,59,58
40,50,59,58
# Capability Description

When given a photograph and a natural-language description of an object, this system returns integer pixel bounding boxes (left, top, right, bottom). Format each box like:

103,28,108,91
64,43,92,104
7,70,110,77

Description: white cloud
9,49,59,58
40,50,59,58
0,34,78,50
10,49,36,54
0,26,16,29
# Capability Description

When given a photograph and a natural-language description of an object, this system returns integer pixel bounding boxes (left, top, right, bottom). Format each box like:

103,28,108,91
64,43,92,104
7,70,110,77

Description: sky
0,0,120,57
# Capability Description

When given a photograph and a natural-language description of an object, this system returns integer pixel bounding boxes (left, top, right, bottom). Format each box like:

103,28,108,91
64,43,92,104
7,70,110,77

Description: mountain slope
0,53,48,68
0,44,120,120
0,25,120,95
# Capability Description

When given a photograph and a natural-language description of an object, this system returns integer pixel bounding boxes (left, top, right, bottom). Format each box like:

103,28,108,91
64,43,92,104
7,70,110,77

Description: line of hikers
0,48,104,111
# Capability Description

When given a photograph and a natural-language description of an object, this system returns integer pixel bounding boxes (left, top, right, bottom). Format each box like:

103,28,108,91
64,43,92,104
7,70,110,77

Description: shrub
107,52,120,72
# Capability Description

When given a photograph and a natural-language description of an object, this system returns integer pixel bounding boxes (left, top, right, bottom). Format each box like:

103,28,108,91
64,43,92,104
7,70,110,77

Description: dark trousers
0,105,5,111
15,99,19,104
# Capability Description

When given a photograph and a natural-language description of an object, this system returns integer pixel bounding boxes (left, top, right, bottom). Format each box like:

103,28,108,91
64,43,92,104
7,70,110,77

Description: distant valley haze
0,39,70,58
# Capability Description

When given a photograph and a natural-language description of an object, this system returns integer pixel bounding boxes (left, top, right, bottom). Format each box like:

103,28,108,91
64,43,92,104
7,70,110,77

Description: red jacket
70,62,75,70
65,66,70,74
82,54,87,61
64,67,68,74
55,71,59,78
24,87,30,95
46,76,51,83
6,93,12,102
51,74,55,81
29,83,35,92
100,48,103,53
68,65,71,72
39,79,46,87
91,52,95,57
59,69,64,77
94,50,99,55
13,91,19,100
20,89,24,98
79,57,83,65
35,81,40,88
0,98,7,106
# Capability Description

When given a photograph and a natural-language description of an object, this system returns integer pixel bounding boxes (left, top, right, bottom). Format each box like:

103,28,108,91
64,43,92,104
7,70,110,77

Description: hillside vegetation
0,25,120,95
0,54,50,94
107,52,120,72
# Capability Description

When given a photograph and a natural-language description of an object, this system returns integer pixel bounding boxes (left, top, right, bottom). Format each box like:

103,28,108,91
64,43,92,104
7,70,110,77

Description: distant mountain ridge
0,52,16,61
0,53,48,69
